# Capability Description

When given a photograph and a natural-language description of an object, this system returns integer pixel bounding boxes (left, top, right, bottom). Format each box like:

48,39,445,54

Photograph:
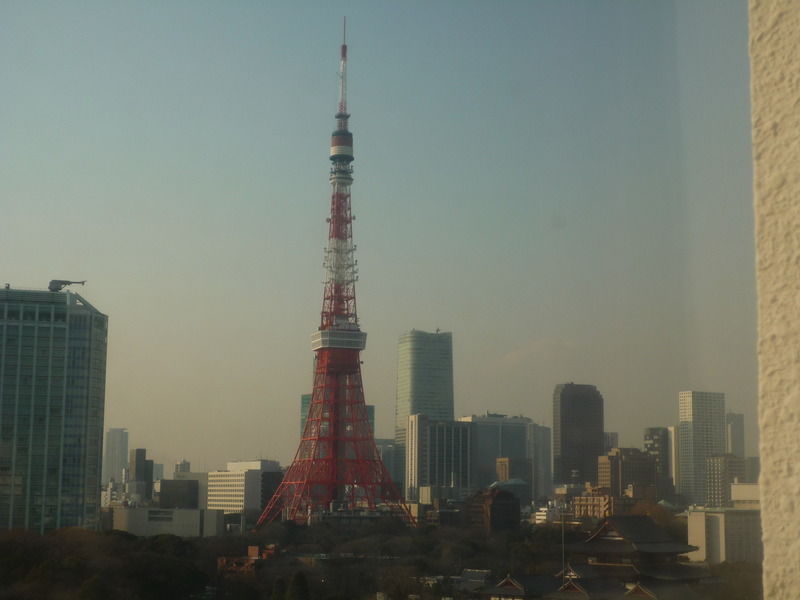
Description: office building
706,454,746,507
744,456,760,483
725,412,745,458
174,471,209,508
374,438,399,484
174,459,191,475
643,427,674,497
677,391,725,505
457,413,530,488
394,330,454,489
553,383,604,485
603,432,619,453
405,414,473,502
597,448,657,498
153,463,164,482
112,507,224,538
102,428,129,486
668,425,680,493
527,422,552,501
688,508,762,564
207,460,281,526
159,480,199,509
0,286,108,532
300,393,312,436
128,449,154,502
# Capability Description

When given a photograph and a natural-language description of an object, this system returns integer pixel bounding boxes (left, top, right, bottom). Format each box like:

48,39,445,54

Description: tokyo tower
257,26,412,526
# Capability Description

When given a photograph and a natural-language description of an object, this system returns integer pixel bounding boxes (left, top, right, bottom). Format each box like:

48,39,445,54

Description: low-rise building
687,507,762,564
112,507,224,537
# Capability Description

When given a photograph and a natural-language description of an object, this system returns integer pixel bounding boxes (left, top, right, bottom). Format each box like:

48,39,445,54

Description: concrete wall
750,0,800,595
113,507,224,537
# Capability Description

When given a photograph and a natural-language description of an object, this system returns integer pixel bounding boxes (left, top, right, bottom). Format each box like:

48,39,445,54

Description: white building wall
688,508,762,565
207,469,263,513
112,507,224,537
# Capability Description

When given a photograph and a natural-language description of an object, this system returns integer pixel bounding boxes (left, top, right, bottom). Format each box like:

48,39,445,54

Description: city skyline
0,2,756,468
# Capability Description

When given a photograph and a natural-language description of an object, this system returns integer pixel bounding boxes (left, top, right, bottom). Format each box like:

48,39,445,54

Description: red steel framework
257,26,412,526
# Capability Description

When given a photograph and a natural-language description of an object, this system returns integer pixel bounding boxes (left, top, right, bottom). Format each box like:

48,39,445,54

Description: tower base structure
257,347,412,526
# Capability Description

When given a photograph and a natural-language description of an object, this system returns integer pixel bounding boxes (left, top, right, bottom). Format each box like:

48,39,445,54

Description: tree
285,571,311,600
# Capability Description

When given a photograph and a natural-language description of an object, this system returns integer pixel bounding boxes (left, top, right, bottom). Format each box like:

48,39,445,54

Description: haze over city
1,1,755,469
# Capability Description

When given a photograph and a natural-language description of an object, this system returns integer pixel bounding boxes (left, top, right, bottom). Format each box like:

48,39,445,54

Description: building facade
688,507,762,564
706,454,746,508
102,427,128,486
527,422,552,501
0,287,108,532
677,391,725,505
553,383,604,486
128,448,154,502
597,448,657,498
208,460,281,525
643,426,673,497
112,506,224,538
603,432,619,453
725,412,745,458
457,413,530,488
394,330,454,491
405,414,473,502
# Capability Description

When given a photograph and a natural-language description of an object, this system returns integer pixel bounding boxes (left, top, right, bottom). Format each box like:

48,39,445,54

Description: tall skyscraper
553,383,604,485
725,412,745,458
678,391,726,505
643,426,673,497
0,285,108,532
394,330,454,489
102,428,129,486
527,422,552,501
128,448,154,502
668,425,680,493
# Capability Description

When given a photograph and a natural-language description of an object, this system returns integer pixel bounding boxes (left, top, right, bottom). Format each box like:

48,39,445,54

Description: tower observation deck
256,27,412,526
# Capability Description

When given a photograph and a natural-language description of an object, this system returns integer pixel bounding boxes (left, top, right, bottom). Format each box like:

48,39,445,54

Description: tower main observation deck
256,31,412,526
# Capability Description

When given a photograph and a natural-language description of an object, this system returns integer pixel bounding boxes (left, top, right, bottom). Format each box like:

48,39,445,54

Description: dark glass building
0,287,107,532
553,383,604,485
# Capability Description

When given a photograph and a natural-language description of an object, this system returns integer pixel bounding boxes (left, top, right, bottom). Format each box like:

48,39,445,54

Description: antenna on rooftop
48,280,86,292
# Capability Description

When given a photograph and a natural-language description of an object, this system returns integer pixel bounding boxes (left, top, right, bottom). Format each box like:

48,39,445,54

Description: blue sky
0,1,755,468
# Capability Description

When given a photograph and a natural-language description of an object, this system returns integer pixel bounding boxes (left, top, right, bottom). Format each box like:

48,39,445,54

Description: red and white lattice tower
257,27,412,526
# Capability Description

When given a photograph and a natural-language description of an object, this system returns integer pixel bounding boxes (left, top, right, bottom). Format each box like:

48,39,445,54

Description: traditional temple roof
557,562,636,581
483,574,561,598
566,516,696,556
624,580,707,599
543,578,627,599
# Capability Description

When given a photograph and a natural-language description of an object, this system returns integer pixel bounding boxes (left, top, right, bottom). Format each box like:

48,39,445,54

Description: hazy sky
1,1,755,470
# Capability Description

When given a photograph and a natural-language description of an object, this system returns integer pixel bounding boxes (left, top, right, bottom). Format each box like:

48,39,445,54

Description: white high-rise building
394,330,454,491
678,391,725,505
206,460,282,521
668,425,680,492
102,428,129,486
